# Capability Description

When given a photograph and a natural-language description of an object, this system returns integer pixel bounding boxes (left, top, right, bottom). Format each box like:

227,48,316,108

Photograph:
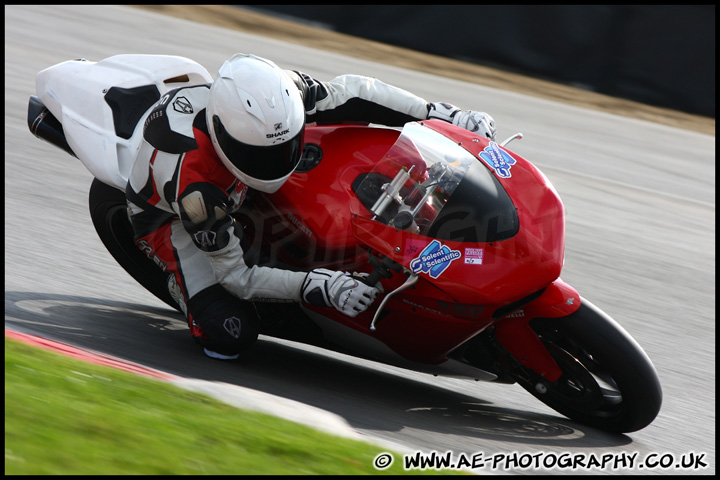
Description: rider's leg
135,219,260,360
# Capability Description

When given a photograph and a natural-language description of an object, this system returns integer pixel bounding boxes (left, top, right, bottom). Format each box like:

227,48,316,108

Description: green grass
5,337,454,475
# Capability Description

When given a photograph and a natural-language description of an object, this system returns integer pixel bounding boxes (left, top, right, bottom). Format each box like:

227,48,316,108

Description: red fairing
255,125,401,269
252,121,573,364
419,120,566,305
494,279,581,382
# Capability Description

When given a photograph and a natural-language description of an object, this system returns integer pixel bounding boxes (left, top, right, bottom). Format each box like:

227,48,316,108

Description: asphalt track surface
5,5,715,475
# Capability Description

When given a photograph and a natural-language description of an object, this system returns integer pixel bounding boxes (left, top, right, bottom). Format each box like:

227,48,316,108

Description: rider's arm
175,183,378,316
207,229,308,303
287,70,429,126
287,70,496,139
176,183,307,302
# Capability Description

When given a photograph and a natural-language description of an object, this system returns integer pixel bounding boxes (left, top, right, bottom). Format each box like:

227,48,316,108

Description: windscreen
352,122,518,243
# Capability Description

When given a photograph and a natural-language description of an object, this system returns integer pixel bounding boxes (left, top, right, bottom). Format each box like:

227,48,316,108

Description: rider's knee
187,284,260,360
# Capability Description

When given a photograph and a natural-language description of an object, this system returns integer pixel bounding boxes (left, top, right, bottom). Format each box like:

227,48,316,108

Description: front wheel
509,299,662,433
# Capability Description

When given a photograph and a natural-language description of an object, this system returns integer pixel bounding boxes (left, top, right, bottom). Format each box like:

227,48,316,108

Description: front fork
493,279,581,382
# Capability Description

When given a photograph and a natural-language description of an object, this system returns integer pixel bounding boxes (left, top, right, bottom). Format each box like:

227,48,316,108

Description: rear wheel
509,300,662,433
88,178,180,312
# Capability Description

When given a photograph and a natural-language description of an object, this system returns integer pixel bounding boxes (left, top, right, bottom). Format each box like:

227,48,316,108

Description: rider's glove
301,268,380,318
427,102,497,140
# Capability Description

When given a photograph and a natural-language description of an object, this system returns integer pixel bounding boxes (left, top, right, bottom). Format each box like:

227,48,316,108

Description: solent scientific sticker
478,142,516,178
410,240,461,279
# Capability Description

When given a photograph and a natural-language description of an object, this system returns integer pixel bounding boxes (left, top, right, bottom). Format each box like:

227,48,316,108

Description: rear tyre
510,299,662,433
88,178,180,312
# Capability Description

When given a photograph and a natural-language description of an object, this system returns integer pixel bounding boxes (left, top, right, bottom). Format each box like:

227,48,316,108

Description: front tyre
88,178,180,312
511,299,662,433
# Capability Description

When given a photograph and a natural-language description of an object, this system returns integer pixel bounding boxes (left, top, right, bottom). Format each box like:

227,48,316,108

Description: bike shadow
5,291,632,448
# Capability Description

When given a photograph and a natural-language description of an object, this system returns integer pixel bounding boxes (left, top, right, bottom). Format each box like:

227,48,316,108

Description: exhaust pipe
27,95,77,158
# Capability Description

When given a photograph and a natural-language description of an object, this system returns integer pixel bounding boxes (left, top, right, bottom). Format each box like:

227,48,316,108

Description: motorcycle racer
126,53,496,360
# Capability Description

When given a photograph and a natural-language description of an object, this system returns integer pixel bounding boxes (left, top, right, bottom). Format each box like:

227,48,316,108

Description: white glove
427,102,497,140
301,268,380,318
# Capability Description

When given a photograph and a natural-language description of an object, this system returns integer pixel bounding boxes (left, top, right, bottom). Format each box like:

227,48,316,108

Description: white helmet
207,54,305,193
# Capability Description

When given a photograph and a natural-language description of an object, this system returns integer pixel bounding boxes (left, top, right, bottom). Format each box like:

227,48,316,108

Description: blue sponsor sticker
478,142,517,178
410,240,462,279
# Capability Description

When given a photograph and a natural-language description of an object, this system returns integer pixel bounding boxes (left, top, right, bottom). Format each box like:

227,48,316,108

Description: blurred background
246,5,715,118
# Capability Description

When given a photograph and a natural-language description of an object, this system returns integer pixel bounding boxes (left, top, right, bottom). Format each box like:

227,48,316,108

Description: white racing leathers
127,71,431,310
207,225,308,303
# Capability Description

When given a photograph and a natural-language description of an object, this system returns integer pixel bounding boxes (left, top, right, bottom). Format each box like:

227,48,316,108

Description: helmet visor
213,115,305,181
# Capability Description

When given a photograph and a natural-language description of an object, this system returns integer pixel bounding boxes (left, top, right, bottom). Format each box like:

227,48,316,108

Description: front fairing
351,121,565,305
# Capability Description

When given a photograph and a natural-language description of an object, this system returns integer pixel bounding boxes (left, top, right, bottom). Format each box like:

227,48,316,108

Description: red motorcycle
27,55,662,433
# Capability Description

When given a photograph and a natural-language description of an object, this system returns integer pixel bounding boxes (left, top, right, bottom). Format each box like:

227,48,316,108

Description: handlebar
362,252,404,287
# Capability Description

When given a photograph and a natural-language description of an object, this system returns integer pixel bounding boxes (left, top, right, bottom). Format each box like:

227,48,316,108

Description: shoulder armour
144,84,211,154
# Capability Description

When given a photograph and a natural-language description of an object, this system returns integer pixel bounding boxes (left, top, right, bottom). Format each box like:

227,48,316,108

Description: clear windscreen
352,122,519,243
